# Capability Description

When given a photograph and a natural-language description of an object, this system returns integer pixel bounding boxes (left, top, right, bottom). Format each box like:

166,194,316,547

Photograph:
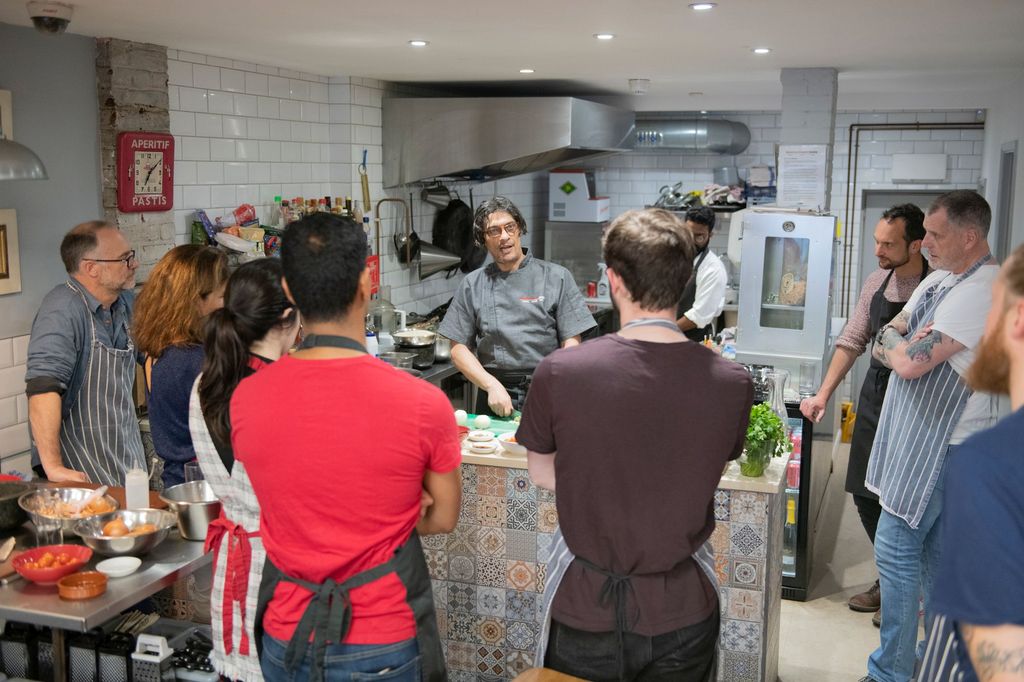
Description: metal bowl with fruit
74,509,177,556
19,487,119,533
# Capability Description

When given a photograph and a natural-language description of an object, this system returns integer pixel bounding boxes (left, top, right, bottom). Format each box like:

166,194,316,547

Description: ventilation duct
634,119,750,155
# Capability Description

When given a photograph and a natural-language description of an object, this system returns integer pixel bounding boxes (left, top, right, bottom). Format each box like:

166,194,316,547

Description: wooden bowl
58,571,107,600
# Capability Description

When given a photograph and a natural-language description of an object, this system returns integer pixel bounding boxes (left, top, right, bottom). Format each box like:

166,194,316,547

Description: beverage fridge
782,402,818,601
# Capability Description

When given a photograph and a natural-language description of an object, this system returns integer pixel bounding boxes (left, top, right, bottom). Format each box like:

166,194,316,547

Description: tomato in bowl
13,545,92,585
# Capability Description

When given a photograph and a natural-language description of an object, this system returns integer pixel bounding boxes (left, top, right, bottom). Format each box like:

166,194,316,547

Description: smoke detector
628,78,651,96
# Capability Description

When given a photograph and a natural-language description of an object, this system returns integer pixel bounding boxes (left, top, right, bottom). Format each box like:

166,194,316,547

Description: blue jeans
867,456,949,682
261,633,420,682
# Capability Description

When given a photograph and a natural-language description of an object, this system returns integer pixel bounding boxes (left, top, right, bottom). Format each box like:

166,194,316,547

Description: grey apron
846,261,928,498
58,282,145,486
252,334,446,682
676,249,712,343
866,255,991,528
533,319,719,675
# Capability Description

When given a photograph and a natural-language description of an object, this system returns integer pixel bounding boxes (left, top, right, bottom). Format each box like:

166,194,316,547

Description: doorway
850,190,943,405
996,142,1017,262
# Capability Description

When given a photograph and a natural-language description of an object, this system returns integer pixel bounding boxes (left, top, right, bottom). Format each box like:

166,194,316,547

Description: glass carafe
768,369,791,434
368,285,396,336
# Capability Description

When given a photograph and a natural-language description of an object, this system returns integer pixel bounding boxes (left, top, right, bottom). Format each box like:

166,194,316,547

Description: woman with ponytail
188,259,299,682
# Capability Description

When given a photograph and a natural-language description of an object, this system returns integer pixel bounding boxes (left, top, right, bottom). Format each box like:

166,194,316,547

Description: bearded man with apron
674,206,728,342
864,202,999,682
26,222,145,486
438,197,595,418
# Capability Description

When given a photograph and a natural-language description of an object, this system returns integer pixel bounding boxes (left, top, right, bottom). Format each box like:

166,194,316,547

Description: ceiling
2,0,1023,108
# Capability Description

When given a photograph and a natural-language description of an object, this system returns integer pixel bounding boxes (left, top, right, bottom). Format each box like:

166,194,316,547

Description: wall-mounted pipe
634,119,751,155
841,121,984,315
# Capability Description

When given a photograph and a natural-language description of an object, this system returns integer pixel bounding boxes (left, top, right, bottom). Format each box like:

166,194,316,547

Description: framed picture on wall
0,209,22,295
0,90,12,139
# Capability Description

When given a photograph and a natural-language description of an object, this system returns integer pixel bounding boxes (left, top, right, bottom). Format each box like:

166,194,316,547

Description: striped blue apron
865,255,992,528
58,282,146,486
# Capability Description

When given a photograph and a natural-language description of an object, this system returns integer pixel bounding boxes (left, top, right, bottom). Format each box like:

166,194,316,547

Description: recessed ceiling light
689,2,717,10
519,68,535,74
594,33,615,40
752,47,772,54
408,40,428,47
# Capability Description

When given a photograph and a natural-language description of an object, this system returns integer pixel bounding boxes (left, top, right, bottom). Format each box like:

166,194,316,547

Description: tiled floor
778,439,882,682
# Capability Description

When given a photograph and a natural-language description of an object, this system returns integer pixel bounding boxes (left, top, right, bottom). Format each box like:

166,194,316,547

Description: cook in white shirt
675,206,728,342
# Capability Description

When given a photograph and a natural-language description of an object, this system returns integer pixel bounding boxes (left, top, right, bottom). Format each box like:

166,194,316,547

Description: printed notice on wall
777,145,829,209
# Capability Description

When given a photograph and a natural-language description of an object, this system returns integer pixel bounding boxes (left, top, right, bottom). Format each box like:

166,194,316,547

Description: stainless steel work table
0,531,211,681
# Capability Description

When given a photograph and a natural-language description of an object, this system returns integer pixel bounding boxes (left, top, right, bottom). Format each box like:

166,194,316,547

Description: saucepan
393,329,437,369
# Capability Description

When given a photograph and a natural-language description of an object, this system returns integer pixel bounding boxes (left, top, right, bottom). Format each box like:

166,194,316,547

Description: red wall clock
116,132,174,212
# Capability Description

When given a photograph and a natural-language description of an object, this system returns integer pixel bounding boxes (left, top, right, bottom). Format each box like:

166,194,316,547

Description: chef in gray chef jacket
438,197,596,417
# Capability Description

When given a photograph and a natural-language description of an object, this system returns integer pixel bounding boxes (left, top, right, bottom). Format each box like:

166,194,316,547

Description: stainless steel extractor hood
383,97,634,187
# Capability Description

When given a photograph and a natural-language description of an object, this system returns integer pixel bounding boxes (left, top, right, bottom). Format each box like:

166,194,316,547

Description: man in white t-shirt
861,190,999,682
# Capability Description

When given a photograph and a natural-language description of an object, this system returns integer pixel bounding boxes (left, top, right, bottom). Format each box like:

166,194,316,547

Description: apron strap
573,555,639,682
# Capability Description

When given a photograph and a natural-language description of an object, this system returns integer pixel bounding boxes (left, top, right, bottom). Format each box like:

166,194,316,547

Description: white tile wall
168,48,332,245
0,334,32,469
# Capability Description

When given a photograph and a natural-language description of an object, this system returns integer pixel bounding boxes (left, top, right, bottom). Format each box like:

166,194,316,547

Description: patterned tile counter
425,457,785,681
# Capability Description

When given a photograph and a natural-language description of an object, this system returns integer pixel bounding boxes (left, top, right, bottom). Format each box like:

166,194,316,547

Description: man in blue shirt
25,221,145,485
919,242,1024,681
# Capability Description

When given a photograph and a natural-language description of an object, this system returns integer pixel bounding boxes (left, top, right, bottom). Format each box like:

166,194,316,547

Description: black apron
677,249,712,342
845,262,928,498
253,333,447,682
474,367,533,416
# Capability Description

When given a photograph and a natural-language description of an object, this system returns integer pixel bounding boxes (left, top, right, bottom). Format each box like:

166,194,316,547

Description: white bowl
96,556,142,578
497,432,527,457
469,441,499,454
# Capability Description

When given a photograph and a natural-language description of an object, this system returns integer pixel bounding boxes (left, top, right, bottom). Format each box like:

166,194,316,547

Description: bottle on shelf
782,496,798,574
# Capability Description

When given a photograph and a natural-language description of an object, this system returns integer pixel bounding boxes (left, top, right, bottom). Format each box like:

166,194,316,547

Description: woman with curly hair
133,244,228,489
189,258,299,682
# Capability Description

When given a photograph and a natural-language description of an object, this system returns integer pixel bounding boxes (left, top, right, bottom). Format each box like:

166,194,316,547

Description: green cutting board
464,413,519,435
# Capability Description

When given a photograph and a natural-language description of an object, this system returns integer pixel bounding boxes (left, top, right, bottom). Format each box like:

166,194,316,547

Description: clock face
134,151,164,195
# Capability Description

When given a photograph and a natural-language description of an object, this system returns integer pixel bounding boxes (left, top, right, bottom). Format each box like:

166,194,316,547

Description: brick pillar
779,67,838,210
96,38,174,281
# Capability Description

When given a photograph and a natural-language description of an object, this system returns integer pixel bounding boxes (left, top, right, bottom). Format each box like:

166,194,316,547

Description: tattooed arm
963,624,1024,681
871,324,966,379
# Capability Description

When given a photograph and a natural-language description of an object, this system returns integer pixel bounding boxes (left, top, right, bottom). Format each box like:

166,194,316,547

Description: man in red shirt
232,213,461,681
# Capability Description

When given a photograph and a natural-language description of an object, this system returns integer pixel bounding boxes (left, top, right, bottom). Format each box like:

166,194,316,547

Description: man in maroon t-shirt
517,208,753,682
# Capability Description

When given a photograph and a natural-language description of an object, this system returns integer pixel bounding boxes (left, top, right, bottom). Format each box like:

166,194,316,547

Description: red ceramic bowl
13,544,93,585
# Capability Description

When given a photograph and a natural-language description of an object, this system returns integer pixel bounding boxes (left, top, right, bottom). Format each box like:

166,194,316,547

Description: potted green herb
741,403,789,477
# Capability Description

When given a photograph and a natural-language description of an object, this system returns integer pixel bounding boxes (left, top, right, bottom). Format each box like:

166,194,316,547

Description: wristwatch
875,325,894,346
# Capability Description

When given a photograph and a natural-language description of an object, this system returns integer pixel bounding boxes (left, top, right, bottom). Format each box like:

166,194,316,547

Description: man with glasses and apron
862,191,1000,682
26,221,146,486
439,196,595,418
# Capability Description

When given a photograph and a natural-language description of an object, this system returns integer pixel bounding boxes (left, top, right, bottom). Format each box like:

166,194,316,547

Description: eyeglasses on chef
483,222,520,239
83,250,138,267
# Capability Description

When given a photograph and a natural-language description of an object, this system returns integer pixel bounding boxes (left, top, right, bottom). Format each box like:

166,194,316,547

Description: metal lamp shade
0,138,48,180
418,242,462,279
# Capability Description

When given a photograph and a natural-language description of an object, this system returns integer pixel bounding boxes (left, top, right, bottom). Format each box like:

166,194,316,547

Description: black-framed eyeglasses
83,250,137,267
483,222,520,239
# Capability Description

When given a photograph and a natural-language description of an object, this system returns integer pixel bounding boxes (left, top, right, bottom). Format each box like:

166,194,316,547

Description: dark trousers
545,609,719,682
853,493,883,544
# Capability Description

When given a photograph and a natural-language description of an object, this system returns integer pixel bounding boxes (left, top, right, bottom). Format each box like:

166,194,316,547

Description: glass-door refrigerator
735,209,839,601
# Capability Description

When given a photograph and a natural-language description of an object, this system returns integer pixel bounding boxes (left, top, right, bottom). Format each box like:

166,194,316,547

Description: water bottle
125,468,149,509
366,331,379,357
